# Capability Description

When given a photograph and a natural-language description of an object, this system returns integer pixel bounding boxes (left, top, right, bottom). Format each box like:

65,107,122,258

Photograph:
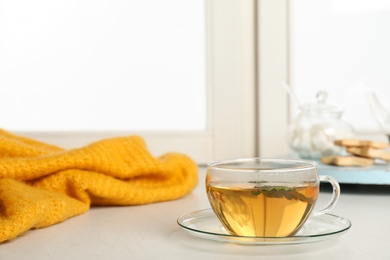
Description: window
290,0,390,136
256,0,390,158
0,0,257,164
1,0,206,132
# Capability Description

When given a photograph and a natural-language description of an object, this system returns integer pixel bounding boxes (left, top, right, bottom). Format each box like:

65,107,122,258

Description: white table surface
1,167,390,260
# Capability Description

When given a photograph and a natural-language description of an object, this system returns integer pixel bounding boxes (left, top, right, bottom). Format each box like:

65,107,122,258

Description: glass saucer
177,209,351,245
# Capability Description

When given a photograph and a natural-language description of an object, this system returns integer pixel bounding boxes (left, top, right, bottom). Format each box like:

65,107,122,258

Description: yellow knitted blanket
0,130,198,243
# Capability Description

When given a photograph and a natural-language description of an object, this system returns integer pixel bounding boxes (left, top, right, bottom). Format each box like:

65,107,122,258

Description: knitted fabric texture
0,130,198,243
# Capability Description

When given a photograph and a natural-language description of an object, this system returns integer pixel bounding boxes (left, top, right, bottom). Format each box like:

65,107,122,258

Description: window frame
256,0,290,157
14,0,258,165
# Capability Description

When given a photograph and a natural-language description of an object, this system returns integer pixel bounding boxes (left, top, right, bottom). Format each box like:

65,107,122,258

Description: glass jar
287,91,355,159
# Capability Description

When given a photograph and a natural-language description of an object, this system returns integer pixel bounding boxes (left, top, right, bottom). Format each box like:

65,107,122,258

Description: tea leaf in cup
251,186,314,204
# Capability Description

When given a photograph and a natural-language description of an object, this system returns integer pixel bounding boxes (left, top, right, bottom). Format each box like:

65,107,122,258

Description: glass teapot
287,91,355,159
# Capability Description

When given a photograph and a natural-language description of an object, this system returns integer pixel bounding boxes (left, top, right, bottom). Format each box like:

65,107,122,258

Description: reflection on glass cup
206,158,340,237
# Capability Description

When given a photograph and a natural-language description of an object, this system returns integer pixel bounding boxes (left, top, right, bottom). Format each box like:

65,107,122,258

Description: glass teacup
206,158,340,237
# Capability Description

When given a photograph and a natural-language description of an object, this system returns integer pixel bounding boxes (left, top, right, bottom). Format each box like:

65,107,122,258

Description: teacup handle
312,175,340,216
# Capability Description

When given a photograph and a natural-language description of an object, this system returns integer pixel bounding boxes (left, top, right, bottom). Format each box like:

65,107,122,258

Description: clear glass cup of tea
206,158,340,237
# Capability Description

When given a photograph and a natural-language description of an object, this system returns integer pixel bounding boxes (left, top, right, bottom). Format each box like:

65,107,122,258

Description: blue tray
317,161,390,185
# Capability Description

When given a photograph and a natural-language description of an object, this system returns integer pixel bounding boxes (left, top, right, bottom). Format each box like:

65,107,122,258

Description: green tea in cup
206,158,340,237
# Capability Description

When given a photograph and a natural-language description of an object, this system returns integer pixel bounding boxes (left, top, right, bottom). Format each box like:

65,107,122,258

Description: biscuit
346,146,390,162
321,155,375,166
334,139,389,149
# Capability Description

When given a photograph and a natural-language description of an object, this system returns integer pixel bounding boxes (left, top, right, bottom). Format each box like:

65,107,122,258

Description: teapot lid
300,91,344,116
